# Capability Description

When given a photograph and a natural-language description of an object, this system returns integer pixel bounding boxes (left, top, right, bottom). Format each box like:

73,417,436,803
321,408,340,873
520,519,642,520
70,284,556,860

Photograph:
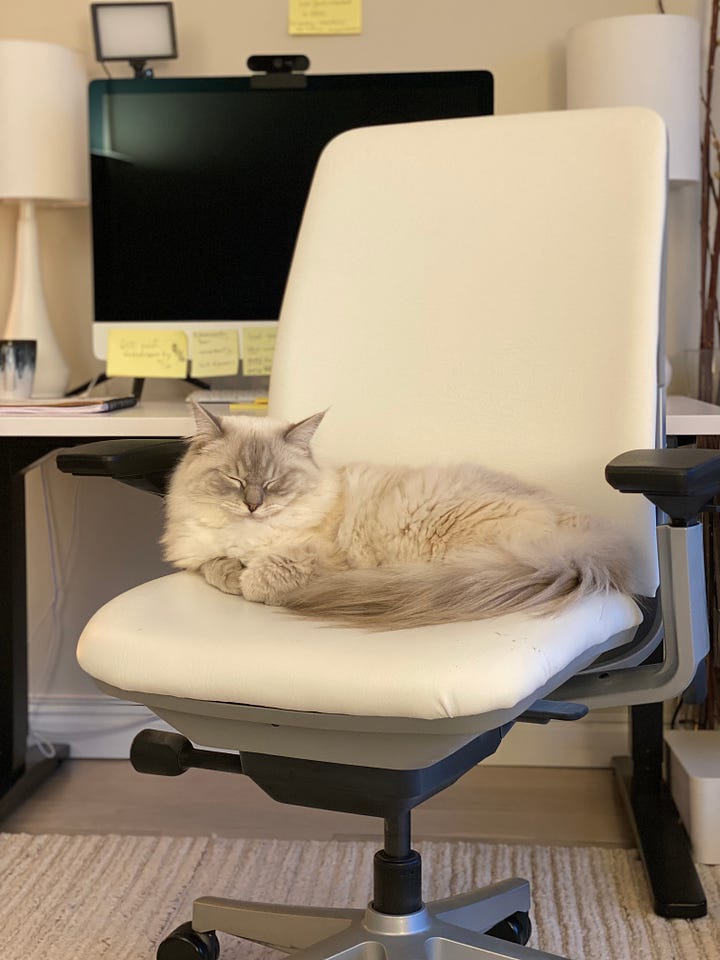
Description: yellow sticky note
241,327,277,376
289,0,362,35
106,329,188,378
190,330,239,378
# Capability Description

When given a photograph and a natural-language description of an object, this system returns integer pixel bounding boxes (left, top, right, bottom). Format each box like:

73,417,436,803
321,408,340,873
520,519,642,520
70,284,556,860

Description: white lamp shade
567,14,700,182
0,39,89,203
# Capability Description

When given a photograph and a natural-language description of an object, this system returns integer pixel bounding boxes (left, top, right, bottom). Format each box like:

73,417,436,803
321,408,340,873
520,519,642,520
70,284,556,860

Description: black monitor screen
89,71,494,326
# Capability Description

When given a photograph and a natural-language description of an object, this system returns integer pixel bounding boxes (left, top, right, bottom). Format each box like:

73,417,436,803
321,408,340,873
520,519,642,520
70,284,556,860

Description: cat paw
238,566,284,605
239,553,322,606
200,557,245,595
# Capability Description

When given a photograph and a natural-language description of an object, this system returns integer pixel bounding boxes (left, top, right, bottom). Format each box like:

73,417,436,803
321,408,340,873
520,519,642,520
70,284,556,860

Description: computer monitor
88,70,494,363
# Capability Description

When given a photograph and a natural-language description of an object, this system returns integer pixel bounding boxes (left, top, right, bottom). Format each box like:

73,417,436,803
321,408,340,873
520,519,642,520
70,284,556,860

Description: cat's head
183,404,326,519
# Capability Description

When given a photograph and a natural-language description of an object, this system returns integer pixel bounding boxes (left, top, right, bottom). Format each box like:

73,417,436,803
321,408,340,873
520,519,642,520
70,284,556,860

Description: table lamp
566,14,701,183
0,40,89,398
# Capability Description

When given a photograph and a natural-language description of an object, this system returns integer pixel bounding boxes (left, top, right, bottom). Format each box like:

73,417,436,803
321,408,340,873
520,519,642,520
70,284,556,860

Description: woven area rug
2,834,719,960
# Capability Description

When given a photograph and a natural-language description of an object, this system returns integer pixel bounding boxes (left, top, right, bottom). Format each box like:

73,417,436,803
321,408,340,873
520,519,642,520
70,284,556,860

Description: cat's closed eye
221,472,285,494
221,472,246,489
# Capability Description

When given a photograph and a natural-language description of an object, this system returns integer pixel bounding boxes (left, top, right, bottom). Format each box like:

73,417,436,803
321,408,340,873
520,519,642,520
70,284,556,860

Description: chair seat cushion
77,572,643,721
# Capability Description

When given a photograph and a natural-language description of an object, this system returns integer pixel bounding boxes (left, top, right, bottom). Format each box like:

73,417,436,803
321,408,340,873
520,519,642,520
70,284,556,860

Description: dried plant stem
699,0,720,729
701,0,720,365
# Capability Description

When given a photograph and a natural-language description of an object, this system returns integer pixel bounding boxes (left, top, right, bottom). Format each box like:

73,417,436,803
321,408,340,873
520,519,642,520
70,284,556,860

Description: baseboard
487,708,630,767
28,694,630,766
28,694,174,759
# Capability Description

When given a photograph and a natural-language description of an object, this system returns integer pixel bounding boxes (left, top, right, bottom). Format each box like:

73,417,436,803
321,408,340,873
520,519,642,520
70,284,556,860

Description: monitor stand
65,374,210,399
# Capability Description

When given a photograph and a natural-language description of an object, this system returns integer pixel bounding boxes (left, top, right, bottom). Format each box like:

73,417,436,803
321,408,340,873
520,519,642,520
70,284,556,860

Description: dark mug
0,340,37,400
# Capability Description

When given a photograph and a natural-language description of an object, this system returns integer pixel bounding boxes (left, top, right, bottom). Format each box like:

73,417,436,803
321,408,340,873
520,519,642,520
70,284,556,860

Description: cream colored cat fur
161,406,639,629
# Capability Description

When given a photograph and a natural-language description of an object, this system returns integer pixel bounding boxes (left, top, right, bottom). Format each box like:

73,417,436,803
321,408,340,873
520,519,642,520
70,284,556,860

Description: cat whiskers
220,502,255,517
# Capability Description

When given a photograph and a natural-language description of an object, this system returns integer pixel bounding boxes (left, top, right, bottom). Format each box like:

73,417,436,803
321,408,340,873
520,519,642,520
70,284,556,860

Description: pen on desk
228,398,269,412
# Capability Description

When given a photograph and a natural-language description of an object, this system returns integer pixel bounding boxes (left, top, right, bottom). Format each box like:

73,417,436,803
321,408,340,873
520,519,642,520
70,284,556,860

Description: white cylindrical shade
0,39,89,202
567,14,700,182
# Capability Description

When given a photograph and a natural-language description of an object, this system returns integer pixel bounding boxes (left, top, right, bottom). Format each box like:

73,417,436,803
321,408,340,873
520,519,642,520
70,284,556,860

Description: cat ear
190,401,223,442
284,410,326,450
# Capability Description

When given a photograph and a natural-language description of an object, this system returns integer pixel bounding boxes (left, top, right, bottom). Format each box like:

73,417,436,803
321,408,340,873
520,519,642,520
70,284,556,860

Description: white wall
1,0,706,759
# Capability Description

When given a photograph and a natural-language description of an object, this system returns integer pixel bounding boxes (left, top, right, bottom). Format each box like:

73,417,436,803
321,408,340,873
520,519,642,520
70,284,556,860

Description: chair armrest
606,448,720,523
56,438,187,496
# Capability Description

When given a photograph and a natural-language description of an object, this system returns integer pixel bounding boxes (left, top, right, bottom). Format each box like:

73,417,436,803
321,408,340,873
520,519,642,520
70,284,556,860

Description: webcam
247,55,310,74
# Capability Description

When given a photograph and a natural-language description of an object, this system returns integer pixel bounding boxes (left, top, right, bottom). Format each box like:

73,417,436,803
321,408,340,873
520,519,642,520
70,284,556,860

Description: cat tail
281,526,638,630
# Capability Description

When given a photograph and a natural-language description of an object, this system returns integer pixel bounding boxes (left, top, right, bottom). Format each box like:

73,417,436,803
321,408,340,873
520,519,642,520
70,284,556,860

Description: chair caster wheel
486,910,532,945
157,921,220,960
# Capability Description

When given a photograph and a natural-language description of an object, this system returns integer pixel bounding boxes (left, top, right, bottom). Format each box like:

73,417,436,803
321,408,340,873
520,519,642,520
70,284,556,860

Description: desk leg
0,439,71,819
613,702,706,919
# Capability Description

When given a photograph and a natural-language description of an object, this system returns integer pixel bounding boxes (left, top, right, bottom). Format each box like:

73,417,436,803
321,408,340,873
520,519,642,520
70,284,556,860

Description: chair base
158,878,571,960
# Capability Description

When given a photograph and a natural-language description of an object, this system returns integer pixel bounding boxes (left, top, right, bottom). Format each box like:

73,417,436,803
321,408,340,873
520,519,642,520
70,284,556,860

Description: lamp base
2,200,70,398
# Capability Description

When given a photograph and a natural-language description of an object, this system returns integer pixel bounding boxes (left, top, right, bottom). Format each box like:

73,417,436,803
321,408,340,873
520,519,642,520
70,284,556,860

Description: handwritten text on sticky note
242,327,277,376
190,330,239,378
106,330,188,378
289,0,362,35
107,329,187,377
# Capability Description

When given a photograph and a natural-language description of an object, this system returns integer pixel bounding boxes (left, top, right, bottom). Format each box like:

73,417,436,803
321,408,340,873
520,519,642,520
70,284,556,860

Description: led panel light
91,2,177,63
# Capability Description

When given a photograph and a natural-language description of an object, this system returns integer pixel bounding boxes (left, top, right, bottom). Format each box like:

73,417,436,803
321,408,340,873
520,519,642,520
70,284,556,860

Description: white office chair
61,108,714,960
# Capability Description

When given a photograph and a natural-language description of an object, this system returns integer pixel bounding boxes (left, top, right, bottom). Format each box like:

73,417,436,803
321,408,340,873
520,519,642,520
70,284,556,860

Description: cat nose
244,485,264,512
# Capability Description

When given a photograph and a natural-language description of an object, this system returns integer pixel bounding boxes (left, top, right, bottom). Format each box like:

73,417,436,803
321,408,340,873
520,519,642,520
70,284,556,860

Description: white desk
0,400,196,439
665,395,720,436
0,394,718,820
0,394,709,438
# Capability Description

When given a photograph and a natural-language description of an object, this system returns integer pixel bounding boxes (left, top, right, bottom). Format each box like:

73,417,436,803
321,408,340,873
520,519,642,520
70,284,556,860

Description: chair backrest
269,108,667,598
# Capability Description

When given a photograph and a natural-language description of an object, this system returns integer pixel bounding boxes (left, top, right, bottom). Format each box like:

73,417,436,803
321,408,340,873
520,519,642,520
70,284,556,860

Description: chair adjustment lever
130,729,244,776
517,699,588,724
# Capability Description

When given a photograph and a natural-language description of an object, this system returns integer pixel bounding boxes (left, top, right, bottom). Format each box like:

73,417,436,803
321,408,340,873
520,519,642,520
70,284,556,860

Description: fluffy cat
161,405,639,629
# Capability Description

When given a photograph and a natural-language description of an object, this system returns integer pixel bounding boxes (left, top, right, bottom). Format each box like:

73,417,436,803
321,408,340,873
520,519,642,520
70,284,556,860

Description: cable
27,458,82,741
26,461,171,747
670,696,684,729
27,731,57,759
26,461,166,749
31,460,70,692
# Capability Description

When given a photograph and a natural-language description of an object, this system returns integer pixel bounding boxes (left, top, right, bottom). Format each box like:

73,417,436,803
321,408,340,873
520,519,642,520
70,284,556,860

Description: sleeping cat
161,404,639,629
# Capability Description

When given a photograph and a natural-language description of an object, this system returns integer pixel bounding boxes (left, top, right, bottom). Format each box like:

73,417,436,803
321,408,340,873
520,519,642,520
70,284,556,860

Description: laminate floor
3,760,634,847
